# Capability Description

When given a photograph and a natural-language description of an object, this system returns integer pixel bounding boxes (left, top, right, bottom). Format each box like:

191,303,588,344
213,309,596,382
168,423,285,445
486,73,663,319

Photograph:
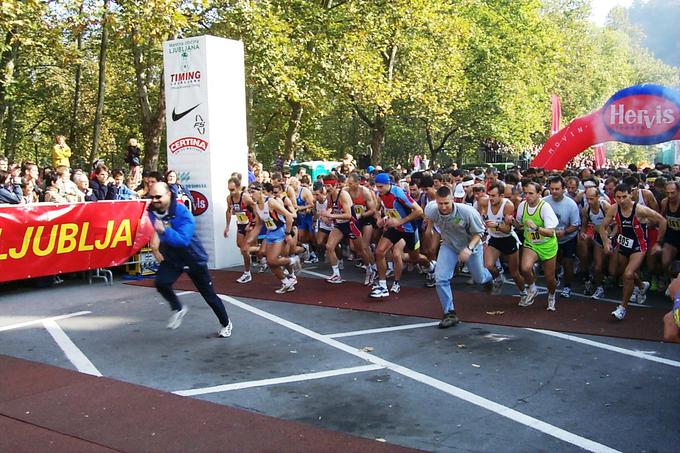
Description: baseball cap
367,165,375,173
454,184,465,198
461,179,474,187
375,173,391,185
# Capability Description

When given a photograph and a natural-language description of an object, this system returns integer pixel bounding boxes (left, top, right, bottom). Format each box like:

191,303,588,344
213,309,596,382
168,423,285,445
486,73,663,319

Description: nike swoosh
172,104,200,121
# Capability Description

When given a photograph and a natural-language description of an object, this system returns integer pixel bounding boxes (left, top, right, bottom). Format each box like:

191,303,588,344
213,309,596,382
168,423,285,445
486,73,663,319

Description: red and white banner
0,201,153,282
593,143,606,169
551,94,561,136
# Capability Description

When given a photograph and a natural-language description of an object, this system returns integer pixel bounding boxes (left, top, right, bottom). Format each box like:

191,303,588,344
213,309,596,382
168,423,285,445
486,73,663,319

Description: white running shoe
364,267,375,286
636,281,650,304
520,287,538,307
492,275,504,295
369,285,389,298
275,278,296,294
591,286,605,300
289,255,303,273
218,320,233,338
560,286,572,298
386,268,394,278
325,274,344,284
391,282,401,294
611,305,626,320
236,272,252,284
167,306,189,329
518,291,528,305
547,293,556,311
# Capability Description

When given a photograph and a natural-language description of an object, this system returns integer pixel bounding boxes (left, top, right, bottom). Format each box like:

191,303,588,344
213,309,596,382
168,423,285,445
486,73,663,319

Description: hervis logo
190,190,209,216
603,84,680,145
169,137,208,154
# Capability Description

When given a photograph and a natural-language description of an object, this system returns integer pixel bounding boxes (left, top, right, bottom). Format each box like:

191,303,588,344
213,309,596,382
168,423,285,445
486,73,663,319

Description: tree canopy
1,0,677,170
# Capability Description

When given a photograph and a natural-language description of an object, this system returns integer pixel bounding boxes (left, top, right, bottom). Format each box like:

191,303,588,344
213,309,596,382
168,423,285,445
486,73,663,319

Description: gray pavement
1,270,679,452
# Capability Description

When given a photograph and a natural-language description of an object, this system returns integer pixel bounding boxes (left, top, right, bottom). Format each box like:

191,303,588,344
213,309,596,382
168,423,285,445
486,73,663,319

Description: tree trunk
69,0,86,157
4,102,16,160
91,0,109,163
131,27,166,171
370,110,385,165
284,99,302,161
0,30,19,151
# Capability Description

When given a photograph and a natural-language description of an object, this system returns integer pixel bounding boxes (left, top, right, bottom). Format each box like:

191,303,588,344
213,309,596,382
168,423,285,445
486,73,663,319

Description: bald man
149,182,232,338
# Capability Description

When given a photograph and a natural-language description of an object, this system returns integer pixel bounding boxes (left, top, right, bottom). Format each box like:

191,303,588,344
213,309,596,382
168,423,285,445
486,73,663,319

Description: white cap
454,184,465,198
461,179,474,187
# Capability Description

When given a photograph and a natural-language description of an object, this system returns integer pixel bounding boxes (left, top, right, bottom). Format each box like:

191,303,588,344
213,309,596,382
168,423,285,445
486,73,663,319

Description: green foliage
1,0,678,170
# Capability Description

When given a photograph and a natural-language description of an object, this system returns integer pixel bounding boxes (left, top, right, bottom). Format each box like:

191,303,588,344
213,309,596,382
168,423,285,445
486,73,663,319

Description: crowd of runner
226,162,680,327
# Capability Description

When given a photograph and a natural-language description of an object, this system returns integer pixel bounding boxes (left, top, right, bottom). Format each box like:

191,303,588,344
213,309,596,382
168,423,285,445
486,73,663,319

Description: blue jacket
110,183,136,200
148,193,209,266
0,183,21,204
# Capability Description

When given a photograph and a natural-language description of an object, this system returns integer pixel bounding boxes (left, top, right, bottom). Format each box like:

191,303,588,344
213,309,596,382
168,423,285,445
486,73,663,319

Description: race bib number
529,231,542,242
354,205,366,216
236,212,249,225
386,208,400,219
668,217,680,230
585,224,595,238
265,218,277,230
617,234,634,249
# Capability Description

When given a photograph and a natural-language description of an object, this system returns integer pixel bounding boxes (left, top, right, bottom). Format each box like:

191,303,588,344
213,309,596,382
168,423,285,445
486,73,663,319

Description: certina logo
169,137,208,154
603,84,680,145
170,71,201,88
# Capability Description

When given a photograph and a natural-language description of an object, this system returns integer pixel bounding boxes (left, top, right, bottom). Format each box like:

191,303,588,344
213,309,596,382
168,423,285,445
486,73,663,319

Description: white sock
332,265,340,276
530,283,537,292
244,270,251,276
388,262,394,271
379,279,387,289
428,261,436,272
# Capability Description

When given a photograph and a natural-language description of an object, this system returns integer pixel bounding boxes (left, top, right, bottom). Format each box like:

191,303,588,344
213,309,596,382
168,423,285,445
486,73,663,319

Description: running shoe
425,272,436,288
258,257,268,273
275,279,296,293
629,285,641,303
560,286,572,298
369,285,389,298
289,255,302,273
391,282,401,294
364,267,376,286
591,286,605,300
236,272,252,284
325,274,344,284
218,320,233,338
304,254,319,264
611,305,626,320
636,281,650,304
438,310,459,328
167,306,189,329
518,290,528,305
547,293,556,311
492,275,504,295
520,287,538,307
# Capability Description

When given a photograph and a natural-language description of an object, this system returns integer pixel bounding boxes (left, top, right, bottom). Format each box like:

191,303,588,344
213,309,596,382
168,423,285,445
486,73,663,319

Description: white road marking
327,322,439,338
174,364,384,396
300,269,330,279
219,294,620,453
0,311,91,332
504,280,646,307
526,328,680,368
176,290,195,296
42,319,102,377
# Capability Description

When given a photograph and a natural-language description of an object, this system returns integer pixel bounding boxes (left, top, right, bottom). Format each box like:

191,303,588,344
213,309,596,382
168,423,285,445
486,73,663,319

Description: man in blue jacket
149,182,232,337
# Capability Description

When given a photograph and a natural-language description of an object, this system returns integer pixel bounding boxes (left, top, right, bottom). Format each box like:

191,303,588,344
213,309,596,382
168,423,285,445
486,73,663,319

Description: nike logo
172,104,200,121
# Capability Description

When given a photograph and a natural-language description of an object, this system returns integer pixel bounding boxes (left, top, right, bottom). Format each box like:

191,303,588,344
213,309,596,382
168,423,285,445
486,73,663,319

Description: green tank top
523,200,558,255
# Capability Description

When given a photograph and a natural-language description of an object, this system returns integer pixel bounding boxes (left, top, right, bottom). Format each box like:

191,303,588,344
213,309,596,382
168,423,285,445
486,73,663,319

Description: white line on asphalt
174,364,384,396
504,280,646,306
526,328,680,368
42,319,102,377
176,291,194,296
300,269,330,279
327,322,440,338
0,311,91,333
218,294,620,453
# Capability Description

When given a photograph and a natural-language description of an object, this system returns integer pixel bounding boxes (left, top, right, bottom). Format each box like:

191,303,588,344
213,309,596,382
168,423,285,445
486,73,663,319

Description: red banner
0,201,154,282
551,94,561,136
593,143,606,169
532,84,680,170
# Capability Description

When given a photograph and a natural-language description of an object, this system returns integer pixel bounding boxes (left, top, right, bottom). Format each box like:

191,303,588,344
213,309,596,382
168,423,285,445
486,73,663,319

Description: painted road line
300,269,330,279
0,311,91,333
327,322,439,338
176,290,195,296
504,280,646,307
174,364,384,397
43,319,102,377
526,328,680,368
219,294,620,453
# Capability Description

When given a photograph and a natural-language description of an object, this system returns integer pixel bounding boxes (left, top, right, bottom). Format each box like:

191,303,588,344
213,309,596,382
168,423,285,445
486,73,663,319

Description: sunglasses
150,195,164,200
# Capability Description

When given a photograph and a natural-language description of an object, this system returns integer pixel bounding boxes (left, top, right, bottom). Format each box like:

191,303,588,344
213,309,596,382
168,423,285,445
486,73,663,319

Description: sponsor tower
163,35,248,268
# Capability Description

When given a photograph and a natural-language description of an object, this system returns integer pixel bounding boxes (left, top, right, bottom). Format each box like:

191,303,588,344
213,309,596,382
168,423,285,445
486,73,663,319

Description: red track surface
0,355,421,453
129,270,666,342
